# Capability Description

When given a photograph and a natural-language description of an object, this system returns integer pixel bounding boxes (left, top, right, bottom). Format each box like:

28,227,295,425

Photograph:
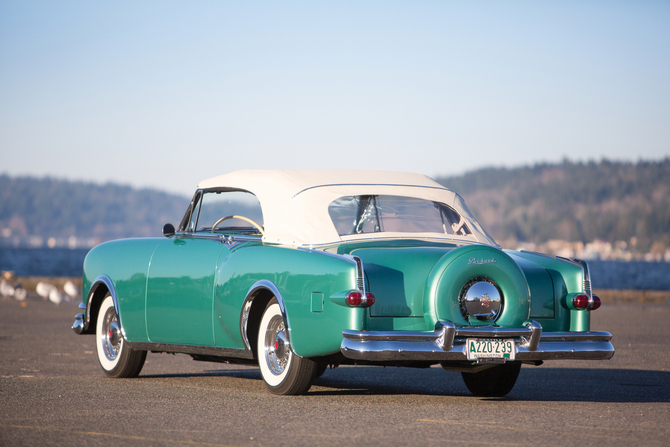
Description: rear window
328,195,472,236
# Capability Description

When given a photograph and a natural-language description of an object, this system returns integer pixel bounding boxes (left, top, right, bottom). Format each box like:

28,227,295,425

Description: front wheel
257,298,317,395
95,294,146,378
461,361,521,397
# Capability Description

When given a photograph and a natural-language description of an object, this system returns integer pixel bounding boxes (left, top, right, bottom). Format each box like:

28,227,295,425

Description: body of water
588,260,670,291
1,248,669,291
1,248,90,278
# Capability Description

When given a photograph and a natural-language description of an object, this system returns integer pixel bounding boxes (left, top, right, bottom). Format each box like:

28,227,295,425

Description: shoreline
4,276,669,306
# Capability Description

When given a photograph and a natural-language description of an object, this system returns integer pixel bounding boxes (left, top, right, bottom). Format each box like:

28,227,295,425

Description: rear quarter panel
506,250,587,332
214,245,362,357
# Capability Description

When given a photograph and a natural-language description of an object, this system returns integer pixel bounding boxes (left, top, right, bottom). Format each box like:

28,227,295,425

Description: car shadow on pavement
139,365,670,403
310,367,670,402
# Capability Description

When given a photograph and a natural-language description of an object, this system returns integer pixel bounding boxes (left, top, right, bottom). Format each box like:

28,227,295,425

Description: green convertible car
72,170,614,396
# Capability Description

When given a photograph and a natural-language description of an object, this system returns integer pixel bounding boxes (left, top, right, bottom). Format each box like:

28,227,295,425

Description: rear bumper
340,320,615,362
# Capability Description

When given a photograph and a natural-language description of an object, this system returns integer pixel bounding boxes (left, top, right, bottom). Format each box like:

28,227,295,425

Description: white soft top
197,170,496,247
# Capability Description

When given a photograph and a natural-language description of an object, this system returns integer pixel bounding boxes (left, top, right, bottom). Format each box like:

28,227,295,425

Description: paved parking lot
1,296,668,446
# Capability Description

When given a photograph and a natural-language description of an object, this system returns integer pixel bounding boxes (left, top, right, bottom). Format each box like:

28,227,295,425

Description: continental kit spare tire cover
423,245,530,329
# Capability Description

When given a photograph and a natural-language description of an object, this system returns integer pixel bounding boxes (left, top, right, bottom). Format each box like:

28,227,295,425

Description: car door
145,236,225,345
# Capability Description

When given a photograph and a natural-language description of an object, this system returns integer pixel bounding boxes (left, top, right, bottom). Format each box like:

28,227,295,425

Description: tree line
0,176,189,243
435,158,670,254
1,158,668,254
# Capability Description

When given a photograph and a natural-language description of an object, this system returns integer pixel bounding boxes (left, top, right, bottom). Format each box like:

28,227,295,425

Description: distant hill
435,158,670,255
1,159,669,256
0,175,189,247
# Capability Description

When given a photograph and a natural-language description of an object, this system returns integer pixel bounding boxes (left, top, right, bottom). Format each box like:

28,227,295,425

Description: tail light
572,294,601,310
591,295,601,310
345,291,375,307
572,294,589,309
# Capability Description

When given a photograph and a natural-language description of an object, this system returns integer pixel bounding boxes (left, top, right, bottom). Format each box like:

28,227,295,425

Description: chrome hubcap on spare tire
459,277,503,322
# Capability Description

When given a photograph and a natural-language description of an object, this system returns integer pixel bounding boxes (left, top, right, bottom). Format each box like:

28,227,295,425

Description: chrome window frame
177,188,264,236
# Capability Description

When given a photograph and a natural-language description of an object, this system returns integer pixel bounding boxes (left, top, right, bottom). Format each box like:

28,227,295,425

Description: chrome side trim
226,235,264,243
341,322,614,362
173,232,262,246
125,341,253,360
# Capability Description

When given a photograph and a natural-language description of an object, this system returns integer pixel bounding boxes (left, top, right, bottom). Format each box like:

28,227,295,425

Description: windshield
328,195,472,237
186,190,264,234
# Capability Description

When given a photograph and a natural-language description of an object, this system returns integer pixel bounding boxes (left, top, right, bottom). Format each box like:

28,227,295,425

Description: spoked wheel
461,361,522,397
257,298,317,395
96,293,146,378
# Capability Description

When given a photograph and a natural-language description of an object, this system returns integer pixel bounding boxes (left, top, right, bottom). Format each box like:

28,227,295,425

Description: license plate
466,339,515,361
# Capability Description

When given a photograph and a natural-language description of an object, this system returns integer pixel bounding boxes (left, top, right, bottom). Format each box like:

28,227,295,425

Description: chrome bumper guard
340,320,614,362
71,303,86,335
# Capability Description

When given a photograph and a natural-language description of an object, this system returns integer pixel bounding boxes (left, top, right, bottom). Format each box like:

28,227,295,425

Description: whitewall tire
95,294,146,378
257,298,316,395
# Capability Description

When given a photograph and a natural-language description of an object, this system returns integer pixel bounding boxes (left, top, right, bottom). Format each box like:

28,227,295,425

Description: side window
195,191,264,233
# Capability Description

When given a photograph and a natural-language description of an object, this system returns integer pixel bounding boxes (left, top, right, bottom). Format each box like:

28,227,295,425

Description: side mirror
163,223,175,238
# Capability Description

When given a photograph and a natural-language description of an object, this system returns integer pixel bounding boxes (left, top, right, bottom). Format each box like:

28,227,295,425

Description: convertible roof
197,170,497,247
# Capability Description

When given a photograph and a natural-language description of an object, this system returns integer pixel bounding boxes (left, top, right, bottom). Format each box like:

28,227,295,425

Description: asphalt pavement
1,295,668,447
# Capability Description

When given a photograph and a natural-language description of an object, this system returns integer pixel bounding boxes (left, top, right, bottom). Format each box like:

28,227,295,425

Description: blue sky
1,1,668,196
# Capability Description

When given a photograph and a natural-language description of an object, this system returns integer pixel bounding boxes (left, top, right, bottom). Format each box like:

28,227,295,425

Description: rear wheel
95,294,146,378
257,298,317,395
461,361,521,397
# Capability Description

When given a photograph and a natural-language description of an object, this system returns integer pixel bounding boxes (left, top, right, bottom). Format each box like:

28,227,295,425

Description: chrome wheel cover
459,277,503,322
264,315,290,375
100,306,122,361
